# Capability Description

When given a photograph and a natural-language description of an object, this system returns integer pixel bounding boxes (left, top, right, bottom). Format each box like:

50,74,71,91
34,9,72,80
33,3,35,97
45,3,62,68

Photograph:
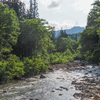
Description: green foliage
0,61,6,81
6,59,24,80
0,55,24,81
0,4,20,46
56,36,74,52
0,3,79,83
15,18,55,57
49,49,74,64
33,58,48,74
79,0,100,64
23,57,48,76
23,58,34,75
68,33,80,40
0,4,20,61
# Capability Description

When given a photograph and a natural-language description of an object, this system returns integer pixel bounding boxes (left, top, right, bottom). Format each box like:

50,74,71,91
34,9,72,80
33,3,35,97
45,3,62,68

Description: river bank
0,61,100,100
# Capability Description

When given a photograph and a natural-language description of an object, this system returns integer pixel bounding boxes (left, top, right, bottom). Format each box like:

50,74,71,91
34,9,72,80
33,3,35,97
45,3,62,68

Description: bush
0,55,24,81
0,62,6,81
23,58,48,76
5,59,24,80
23,58,34,76
33,58,48,74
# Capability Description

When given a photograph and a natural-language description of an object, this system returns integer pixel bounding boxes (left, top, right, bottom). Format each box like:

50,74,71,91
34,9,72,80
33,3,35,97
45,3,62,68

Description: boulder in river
48,67,54,71
51,89,56,92
59,94,63,96
3,90,7,93
40,74,46,79
60,86,68,90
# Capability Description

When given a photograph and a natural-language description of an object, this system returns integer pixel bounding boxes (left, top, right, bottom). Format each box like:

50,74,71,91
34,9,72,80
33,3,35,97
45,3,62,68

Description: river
0,61,100,100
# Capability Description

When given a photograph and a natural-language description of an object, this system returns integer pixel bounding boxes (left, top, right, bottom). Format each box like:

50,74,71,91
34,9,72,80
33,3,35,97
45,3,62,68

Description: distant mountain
54,26,85,37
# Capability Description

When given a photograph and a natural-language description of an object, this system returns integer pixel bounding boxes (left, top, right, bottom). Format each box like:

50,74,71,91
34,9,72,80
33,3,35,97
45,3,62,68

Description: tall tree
2,0,26,20
13,18,55,57
0,4,20,60
80,0,100,63
29,0,39,19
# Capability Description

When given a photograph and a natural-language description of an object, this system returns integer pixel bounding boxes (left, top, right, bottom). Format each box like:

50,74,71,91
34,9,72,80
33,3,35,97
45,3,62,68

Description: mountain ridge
54,26,85,37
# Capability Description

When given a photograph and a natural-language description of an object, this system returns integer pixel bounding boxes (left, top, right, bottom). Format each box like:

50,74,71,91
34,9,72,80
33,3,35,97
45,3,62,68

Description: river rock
88,70,92,73
71,81,76,84
59,94,63,96
48,67,54,71
60,86,68,90
3,90,7,93
73,93,81,98
97,74,100,77
85,90,90,93
93,95,100,100
85,78,90,82
85,73,88,75
55,88,61,90
40,74,46,79
51,89,56,92
91,83,96,86
29,99,33,100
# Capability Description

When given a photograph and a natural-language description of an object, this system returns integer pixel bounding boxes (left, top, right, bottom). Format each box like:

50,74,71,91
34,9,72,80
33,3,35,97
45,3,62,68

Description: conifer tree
30,0,39,19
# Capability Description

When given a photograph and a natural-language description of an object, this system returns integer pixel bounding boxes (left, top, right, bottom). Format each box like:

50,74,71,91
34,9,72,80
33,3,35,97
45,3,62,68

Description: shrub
5,59,24,80
23,58,34,76
23,58,48,76
33,58,48,74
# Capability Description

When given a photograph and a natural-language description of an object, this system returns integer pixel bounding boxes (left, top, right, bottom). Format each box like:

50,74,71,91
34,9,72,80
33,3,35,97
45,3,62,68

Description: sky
22,0,95,30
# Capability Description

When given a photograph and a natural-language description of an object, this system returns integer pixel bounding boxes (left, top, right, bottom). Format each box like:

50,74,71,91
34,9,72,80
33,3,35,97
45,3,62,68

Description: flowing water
0,62,100,100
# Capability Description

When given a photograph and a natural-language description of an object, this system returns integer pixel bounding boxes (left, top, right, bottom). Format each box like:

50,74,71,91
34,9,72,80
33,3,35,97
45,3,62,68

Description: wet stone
85,78,90,82
71,81,76,84
55,88,60,90
85,90,90,93
88,70,92,73
3,90,7,93
60,86,68,90
91,83,96,86
59,94,63,96
51,89,56,92
40,74,46,79
29,99,33,100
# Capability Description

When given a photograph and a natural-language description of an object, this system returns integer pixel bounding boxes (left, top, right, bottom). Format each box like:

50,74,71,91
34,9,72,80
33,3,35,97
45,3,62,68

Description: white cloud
48,20,75,31
48,20,86,31
72,0,94,14
39,0,60,10
48,1,60,8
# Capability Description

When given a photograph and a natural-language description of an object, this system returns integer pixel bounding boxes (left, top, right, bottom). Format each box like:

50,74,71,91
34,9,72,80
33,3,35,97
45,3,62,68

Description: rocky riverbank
50,61,100,100
71,65,100,100
0,60,100,100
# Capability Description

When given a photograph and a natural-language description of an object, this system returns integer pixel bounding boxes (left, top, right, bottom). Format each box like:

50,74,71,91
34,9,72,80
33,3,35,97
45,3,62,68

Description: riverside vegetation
0,0,100,82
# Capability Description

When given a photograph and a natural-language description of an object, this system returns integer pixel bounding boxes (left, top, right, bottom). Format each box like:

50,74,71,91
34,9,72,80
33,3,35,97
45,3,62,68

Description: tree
0,4,20,60
2,0,26,20
13,18,55,57
56,36,74,52
80,0,100,63
29,0,39,19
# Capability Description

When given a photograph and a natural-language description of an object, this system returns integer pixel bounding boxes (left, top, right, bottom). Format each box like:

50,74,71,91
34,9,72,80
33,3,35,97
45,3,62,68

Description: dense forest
0,0,100,82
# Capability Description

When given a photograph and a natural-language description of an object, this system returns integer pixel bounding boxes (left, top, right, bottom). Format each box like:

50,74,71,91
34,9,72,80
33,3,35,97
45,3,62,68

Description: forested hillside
0,0,100,82
54,26,85,38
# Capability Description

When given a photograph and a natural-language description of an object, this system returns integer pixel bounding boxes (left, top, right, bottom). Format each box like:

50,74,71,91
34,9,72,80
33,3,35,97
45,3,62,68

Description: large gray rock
40,74,46,79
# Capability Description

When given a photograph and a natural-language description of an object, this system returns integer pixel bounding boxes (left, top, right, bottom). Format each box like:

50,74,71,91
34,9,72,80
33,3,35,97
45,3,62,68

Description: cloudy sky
22,0,95,30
